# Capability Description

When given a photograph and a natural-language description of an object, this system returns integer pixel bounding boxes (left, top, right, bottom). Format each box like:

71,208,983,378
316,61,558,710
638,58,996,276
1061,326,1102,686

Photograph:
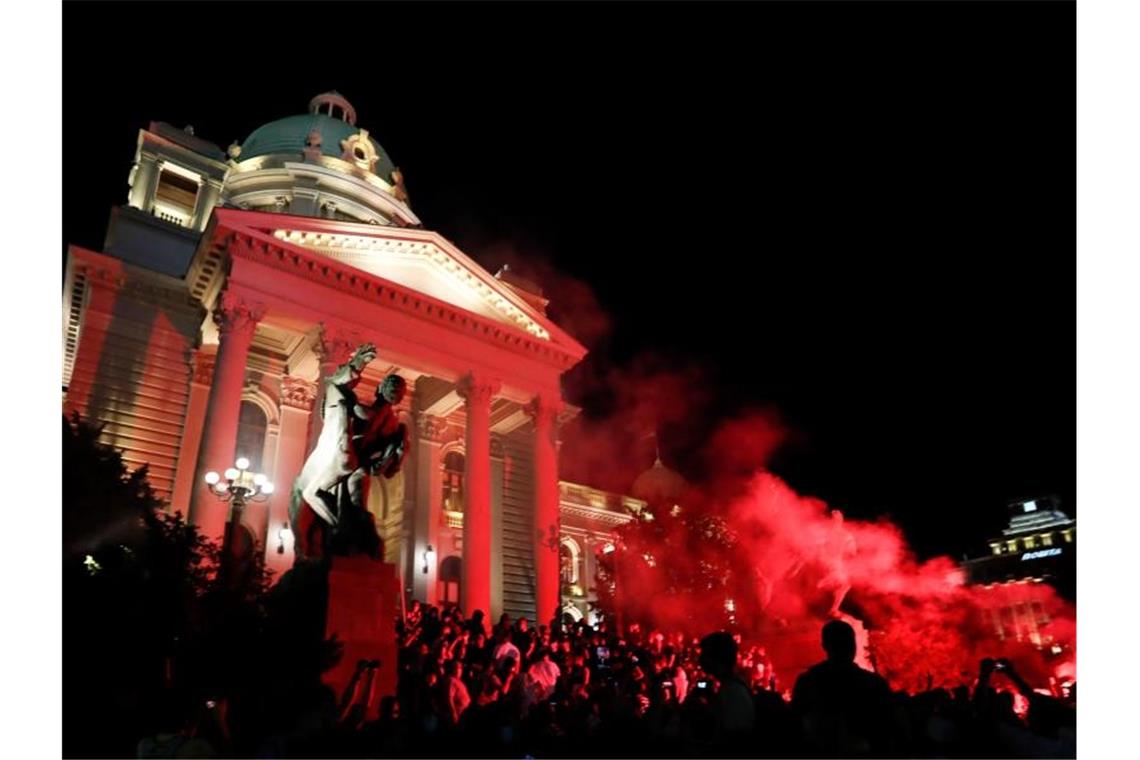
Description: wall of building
501,428,537,621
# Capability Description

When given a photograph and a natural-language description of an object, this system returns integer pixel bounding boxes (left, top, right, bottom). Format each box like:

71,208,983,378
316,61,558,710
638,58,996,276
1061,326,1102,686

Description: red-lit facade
62,94,635,625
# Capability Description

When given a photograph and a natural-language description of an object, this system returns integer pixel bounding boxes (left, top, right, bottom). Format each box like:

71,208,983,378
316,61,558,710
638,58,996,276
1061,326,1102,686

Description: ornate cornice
281,376,318,411
559,502,635,528
220,227,583,371
212,290,266,337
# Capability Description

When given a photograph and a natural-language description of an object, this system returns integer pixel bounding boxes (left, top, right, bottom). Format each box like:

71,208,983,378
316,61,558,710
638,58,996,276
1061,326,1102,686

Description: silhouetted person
699,631,755,754
467,609,488,639
791,619,895,757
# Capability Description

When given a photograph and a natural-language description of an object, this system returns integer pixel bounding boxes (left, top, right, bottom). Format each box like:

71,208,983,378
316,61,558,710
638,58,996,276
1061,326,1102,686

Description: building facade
63,93,633,625
963,496,1076,657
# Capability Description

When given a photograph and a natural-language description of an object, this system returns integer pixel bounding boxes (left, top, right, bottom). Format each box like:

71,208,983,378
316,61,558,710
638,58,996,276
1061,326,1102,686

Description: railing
153,204,191,228
443,510,464,529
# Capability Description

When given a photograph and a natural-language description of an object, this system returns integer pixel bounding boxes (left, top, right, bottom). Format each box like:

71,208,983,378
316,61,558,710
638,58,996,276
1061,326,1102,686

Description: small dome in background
630,455,688,507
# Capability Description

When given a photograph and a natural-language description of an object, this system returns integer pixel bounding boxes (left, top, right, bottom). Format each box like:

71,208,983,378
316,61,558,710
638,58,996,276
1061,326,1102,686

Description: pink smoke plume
727,470,1075,691
474,236,1075,694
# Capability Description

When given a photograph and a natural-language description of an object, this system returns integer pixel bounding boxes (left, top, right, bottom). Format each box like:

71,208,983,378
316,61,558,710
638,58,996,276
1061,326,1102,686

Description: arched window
236,400,267,472
439,555,461,607
560,538,580,586
442,451,465,512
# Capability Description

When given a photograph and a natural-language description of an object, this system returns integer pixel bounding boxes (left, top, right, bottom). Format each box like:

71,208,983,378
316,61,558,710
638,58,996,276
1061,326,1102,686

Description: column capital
415,412,449,443
456,373,501,407
280,376,318,411
213,291,266,337
314,322,364,366
524,394,563,428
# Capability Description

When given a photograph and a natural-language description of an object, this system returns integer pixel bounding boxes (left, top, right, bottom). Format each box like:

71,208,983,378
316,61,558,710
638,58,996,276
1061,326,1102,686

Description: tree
62,415,273,757
594,497,743,634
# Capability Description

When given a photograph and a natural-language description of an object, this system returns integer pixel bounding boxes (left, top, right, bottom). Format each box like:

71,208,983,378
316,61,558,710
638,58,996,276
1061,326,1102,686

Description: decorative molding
314,322,363,367
559,502,635,528
192,350,216,385
281,376,318,411
219,225,583,370
269,228,548,339
525,395,562,446
456,373,501,407
212,291,266,337
415,412,448,443
340,129,380,173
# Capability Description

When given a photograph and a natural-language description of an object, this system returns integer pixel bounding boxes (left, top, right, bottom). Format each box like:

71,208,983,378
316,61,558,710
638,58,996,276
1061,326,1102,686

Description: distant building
964,496,1075,598
963,497,1075,656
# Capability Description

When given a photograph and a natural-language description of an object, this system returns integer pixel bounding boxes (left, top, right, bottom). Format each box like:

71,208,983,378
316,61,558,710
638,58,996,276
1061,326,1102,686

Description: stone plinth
323,556,399,720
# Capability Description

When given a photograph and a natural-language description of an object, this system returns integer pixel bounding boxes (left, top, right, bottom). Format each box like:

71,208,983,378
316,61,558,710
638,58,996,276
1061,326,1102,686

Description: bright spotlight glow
235,457,251,470
214,482,228,494
261,482,275,495
224,468,239,481
204,471,220,485
253,473,267,486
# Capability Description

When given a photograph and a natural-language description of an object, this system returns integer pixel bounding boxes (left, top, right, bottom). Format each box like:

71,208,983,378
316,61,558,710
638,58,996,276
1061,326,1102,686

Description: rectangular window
153,166,199,226
1041,533,1054,546
1023,535,1036,549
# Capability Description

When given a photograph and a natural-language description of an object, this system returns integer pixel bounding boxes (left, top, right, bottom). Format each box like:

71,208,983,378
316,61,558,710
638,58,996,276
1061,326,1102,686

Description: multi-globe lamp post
203,457,273,583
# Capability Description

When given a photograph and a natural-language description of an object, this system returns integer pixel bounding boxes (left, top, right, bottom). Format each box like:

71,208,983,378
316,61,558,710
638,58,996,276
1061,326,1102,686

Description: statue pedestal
323,556,399,720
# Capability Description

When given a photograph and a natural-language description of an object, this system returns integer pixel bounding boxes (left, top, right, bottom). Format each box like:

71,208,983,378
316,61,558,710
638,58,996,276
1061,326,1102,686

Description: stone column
305,325,361,455
129,152,160,212
456,373,500,618
189,292,265,542
412,410,445,604
191,178,223,230
265,376,317,577
169,350,214,515
527,394,563,628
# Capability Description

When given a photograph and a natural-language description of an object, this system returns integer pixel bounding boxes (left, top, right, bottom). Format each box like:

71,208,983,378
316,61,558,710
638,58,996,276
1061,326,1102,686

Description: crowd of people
138,601,1076,758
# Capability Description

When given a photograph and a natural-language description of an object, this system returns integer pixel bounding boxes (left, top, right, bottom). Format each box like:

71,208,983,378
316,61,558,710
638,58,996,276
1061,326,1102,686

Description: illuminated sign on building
1021,548,1063,561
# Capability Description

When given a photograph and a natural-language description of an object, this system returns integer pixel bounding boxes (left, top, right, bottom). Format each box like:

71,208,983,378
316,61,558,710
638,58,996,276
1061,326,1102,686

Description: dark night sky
63,2,1075,561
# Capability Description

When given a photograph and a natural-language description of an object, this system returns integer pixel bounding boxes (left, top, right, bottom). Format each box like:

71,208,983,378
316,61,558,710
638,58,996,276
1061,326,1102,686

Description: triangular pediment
212,211,584,356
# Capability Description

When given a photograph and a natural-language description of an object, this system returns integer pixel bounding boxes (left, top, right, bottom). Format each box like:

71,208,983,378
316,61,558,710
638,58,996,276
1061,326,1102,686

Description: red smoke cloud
726,471,1076,691
476,236,1075,694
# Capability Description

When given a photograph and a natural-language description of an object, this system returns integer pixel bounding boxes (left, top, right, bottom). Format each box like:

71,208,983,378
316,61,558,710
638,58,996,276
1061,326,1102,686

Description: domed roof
238,94,397,180
630,456,688,506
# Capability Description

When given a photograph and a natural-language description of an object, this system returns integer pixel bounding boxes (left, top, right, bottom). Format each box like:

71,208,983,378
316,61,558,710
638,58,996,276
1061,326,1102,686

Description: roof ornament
308,91,357,125
340,129,379,172
303,129,323,163
390,167,410,205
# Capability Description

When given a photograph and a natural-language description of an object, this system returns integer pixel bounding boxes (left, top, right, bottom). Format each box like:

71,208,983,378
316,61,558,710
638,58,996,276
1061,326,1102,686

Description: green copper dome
238,104,397,181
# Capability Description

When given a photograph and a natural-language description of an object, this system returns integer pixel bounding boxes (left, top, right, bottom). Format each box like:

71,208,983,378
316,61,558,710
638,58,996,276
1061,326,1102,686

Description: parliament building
62,92,660,626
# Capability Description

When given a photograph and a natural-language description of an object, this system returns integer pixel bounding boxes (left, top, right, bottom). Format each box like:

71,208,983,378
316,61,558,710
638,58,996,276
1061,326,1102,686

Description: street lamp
204,457,274,583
